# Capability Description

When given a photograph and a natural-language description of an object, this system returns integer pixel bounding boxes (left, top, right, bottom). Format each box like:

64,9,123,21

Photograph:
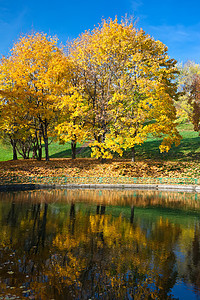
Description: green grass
0,140,88,161
121,123,200,161
49,140,92,158
0,122,199,161
0,141,13,161
49,140,72,158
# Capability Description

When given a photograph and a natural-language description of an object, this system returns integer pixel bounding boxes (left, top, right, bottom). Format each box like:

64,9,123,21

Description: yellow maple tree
64,17,181,160
0,32,68,160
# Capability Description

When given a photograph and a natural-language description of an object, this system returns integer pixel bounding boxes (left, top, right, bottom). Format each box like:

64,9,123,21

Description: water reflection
0,189,200,299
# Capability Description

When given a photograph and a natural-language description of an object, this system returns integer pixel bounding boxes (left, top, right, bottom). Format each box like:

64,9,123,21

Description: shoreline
0,183,200,193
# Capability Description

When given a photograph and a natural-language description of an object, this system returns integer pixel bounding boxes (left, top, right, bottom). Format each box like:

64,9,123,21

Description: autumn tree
178,61,200,133
65,17,181,161
55,59,91,159
190,74,200,132
0,32,68,161
0,98,39,160
0,102,19,160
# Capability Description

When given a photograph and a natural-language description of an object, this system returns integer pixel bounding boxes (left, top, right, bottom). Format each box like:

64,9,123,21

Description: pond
0,189,200,299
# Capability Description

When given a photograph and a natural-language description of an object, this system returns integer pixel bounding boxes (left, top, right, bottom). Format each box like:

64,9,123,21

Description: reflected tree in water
182,222,200,298
0,198,198,299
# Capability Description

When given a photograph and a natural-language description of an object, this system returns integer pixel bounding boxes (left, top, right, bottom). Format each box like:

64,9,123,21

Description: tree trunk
22,145,27,159
131,146,135,162
44,136,49,161
101,133,106,163
71,140,76,159
34,120,42,160
32,145,37,159
27,147,31,159
38,131,42,161
13,141,18,160
40,120,49,161
10,137,18,160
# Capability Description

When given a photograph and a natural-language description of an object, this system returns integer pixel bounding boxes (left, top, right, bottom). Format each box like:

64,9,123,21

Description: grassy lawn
0,140,85,161
0,122,199,184
67,122,200,162
0,141,13,161
0,122,199,163
49,123,200,162
133,129,200,162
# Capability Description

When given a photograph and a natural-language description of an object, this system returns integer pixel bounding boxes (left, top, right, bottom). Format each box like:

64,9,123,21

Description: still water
0,189,200,299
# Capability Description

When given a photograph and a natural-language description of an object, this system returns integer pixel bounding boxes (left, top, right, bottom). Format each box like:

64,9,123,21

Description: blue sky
0,0,200,64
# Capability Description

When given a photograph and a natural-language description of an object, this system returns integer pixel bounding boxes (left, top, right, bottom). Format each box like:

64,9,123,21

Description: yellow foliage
66,17,180,158
0,32,69,152
0,19,181,159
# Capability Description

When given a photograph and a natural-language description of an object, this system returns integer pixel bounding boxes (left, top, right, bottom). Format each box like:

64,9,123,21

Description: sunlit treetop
64,17,180,159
